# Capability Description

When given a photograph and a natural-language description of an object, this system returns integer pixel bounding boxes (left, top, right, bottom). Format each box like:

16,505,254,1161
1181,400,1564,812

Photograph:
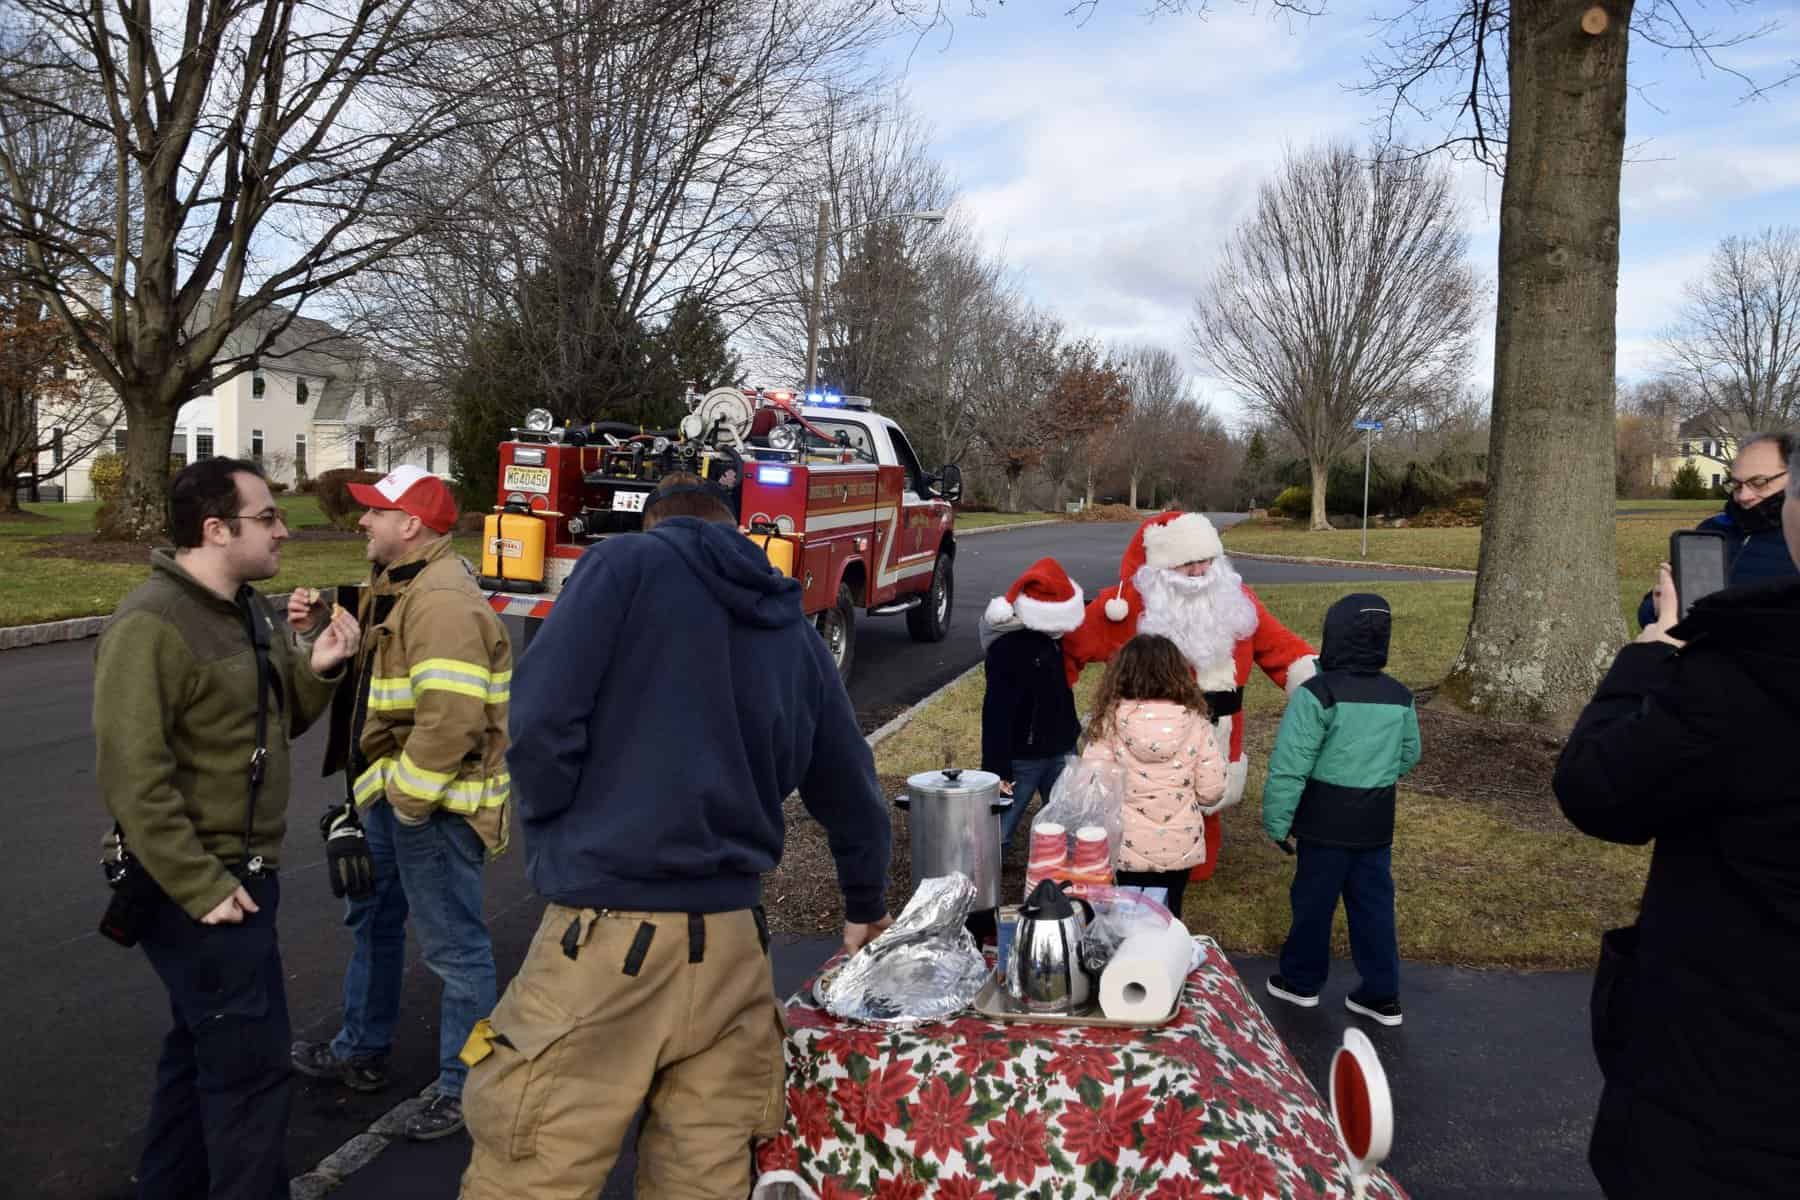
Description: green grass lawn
878,579,1649,969
0,498,479,625
1224,504,1719,597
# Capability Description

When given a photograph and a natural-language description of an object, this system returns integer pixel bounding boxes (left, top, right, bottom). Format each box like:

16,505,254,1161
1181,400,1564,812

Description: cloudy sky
879,2,1800,424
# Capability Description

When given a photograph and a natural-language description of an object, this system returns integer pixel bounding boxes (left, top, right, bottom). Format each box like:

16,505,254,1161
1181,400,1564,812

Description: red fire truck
478,386,962,681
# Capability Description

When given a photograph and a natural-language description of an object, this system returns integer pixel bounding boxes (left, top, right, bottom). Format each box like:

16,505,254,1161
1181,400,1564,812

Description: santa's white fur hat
1103,511,1227,622
985,557,1086,635
1141,512,1224,570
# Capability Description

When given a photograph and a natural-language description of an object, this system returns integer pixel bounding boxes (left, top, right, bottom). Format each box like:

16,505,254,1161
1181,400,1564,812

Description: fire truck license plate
503,465,552,494
611,490,648,513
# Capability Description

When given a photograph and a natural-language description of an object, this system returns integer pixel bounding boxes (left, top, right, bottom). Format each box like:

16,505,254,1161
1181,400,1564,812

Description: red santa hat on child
985,557,1087,634
1102,511,1226,622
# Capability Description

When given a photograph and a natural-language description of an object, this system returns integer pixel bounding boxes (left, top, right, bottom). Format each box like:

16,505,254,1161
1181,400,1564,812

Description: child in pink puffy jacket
1080,634,1227,916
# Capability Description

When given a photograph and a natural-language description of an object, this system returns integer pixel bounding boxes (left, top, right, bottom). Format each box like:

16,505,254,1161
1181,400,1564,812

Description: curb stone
0,519,1078,652
1227,550,1475,577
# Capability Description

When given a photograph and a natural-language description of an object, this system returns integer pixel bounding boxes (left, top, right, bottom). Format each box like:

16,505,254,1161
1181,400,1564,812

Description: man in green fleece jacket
94,457,359,1200
1260,592,1420,1027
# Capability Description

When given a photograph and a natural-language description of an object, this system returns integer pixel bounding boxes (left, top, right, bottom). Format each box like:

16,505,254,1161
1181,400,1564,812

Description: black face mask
1727,489,1786,534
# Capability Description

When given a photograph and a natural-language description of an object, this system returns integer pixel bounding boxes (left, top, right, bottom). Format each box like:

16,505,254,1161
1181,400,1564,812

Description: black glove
1274,836,1296,856
320,804,375,899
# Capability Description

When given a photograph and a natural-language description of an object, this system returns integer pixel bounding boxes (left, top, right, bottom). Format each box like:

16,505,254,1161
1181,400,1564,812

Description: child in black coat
980,558,1086,847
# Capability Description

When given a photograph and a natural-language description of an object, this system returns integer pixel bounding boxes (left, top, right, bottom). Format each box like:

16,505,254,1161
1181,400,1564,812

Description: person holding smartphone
1554,466,1800,1195
1635,431,1797,628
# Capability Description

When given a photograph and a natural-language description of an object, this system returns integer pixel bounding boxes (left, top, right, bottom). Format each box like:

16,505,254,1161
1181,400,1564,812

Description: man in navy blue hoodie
459,474,892,1200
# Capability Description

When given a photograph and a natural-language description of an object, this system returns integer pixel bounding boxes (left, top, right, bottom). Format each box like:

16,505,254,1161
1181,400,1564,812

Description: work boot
289,1040,390,1093
1265,975,1320,1009
405,1093,465,1141
1345,992,1404,1027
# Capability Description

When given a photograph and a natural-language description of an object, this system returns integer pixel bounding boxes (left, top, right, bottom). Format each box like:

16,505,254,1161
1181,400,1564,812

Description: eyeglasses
1724,471,1788,495
223,507,289,529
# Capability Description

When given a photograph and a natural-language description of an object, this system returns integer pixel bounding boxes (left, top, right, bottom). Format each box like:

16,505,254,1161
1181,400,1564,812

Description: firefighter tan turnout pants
459,905,785,1200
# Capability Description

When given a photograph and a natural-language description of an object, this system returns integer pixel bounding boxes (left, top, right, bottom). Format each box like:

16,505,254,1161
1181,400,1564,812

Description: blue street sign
1354,420,1384,431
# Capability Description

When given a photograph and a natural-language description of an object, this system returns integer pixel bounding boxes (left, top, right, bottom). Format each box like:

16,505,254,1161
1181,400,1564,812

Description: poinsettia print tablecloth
752,936,1405,1200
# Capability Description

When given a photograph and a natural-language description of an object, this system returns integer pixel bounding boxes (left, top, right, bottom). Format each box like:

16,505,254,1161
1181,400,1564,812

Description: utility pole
1355,419,1383,558
804,198,830,395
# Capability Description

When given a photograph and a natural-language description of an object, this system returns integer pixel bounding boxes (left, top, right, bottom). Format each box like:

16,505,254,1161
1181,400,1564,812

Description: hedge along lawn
0,498,479,626
955,510,1061,529
877,580,1650,969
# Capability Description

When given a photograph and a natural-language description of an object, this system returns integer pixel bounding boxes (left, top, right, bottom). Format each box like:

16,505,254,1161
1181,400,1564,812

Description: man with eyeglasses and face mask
1636,431,1798,628
94,457,360,1199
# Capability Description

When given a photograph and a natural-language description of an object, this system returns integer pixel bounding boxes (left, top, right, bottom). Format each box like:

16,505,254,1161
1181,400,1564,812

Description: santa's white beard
1134,559,1259,691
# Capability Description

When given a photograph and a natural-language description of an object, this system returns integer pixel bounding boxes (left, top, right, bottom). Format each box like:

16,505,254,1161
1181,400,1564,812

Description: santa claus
1062,511,1318,881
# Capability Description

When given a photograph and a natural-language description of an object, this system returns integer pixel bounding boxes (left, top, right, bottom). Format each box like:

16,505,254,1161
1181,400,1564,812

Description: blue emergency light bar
806,391,842,406
757,465,793,486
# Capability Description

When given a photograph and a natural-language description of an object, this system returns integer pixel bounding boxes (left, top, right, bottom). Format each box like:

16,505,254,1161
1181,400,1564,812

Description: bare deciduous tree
1116,345,1188,510
364,0,896,430
0,0,495,539
1661,227,1800,451
1191,142,1476,532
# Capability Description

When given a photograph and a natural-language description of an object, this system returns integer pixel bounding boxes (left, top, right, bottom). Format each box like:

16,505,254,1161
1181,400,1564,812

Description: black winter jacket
1554,579,1800,1196
980,629,1081,781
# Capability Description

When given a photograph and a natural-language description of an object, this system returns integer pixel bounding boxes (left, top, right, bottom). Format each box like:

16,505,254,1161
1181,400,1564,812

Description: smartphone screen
1671,531,1729,620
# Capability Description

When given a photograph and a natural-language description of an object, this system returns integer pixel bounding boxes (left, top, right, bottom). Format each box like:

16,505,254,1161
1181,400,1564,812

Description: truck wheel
817,583,855,683
906,552,954,643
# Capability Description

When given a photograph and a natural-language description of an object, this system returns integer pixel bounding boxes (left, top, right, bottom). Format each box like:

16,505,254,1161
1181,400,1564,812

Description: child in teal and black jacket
1261,593,1420,1027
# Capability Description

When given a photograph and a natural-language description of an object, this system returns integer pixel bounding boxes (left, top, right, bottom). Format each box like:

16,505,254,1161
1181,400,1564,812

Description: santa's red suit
1062,512,1318,881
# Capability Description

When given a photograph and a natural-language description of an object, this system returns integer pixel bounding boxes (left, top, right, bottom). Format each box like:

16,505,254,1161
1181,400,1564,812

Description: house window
250,429,264,460
52,427,64,466
1713,473,1723,489
364,383,374,406
426,447,435,472
196,374,212,397
385,444,396,471
195,427,214,460
172,428,188,469
354,437,369,471
1680,441,1691,457
1703,440,1716,457
295,434,307,477
113,428,128,454
253,368,265,398
297,378,310,405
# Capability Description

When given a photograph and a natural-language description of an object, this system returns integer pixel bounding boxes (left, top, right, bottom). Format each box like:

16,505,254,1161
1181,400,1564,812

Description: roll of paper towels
1099,919,1193,1022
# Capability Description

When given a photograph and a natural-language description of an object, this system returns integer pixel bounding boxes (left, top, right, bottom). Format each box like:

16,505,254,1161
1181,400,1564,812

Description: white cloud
867,5,1800,417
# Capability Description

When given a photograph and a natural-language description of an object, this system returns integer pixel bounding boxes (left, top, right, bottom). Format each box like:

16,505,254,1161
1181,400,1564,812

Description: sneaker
1345,993,1404,1027
289,1041,390,1093
1265,975,1321,1009
404,1093,465,1141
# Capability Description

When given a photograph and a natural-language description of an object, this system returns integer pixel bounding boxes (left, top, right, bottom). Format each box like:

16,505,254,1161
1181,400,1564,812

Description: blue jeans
1278,842,1399,1000
331,801,496,1098
138,875,290,1200
1001,754,1071,846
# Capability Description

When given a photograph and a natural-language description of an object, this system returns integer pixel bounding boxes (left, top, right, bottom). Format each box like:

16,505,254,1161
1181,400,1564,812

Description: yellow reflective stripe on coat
367,676,414,713
408,658,512,704
353,754,509,813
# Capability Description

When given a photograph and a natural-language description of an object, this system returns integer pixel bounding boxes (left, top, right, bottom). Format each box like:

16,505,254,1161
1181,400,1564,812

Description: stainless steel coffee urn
895,767,1010,936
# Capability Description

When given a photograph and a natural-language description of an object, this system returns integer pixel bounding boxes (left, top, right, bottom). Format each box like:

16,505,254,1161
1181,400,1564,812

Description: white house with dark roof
38,302,451,501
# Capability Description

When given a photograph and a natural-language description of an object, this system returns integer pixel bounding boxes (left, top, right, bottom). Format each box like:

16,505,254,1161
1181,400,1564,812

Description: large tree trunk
1307,456,1330,531
99,399,178,541
1441,0,1632,725
1005,468,1024,514
1129,471,1139,510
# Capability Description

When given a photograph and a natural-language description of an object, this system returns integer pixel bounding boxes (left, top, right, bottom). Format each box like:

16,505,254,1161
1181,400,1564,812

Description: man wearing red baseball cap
291,464,511,1142
346,463,459,535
